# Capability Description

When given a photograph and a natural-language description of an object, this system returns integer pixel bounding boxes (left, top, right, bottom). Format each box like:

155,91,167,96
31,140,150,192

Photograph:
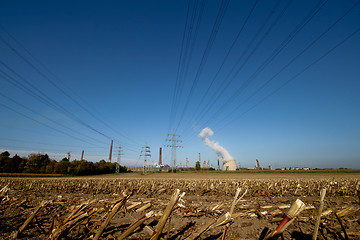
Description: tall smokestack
81,150,84,161
109,140,113,162
159,147,162,165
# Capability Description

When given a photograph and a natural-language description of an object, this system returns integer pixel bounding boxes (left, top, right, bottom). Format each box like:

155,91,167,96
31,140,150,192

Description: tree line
0,151,127,176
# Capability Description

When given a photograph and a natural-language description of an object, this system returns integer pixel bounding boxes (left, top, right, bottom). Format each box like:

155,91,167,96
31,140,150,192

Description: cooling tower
223,159,236,171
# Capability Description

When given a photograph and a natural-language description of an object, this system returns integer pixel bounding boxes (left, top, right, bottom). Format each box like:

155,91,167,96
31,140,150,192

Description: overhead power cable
211,0,359,128
0,29,143,147
169,0,205,132
200,0,329,129
194,0,296,129
0,102,99,146
0,54,123,146
0,92,107,145
168,0,192,132
175,0,230,132
181,0,294,140
182,0,283,138
0,137,107,149
218,26,360,130
190,0,261,122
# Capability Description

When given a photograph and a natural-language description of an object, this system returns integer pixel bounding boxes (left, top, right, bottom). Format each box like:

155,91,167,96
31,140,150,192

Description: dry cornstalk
0,184,9,201
312,188,326,240
266,199,306,239
336,207,358,217
61,203,87,226
335,212,349,240
127,201,141,211
93,193,130,240
222,188,247,240
183,216,218,240
50,212,90,240
127,212,154,236
117,211,153,240
12,200,49,239
150,189,184,240
209,201,225,212
136,202,152,212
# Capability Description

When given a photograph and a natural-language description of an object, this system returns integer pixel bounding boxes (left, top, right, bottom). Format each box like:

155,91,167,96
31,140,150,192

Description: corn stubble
0,177,359,239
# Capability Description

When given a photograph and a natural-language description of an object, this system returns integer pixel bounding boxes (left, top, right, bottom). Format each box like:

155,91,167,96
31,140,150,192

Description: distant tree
69,160,95,175
3,155,23,173
45,159,57,174
0,151,10,157
195,161,201,171
0,152,10,172
55,158,71,174
24,153,50,173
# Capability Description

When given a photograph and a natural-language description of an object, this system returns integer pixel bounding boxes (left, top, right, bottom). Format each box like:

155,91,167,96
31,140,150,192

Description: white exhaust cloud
199,127,233,162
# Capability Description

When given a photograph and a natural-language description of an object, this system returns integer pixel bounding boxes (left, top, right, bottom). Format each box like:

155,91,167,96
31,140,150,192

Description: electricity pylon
141,146,151,174
115,145,123,173
166,130,182,171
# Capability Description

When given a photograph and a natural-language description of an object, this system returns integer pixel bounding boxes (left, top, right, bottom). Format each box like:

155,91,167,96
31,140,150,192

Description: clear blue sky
0,0,359,169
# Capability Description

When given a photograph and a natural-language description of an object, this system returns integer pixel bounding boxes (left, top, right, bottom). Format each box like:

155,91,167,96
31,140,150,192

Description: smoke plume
199,127,233,162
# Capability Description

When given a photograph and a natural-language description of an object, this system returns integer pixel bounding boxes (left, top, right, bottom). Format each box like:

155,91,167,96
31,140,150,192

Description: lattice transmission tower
141,146,151,174
166,130,182,171
115,145,123,173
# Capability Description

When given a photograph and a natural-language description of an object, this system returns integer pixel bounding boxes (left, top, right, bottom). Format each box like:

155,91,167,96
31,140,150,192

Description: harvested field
1,172,359,239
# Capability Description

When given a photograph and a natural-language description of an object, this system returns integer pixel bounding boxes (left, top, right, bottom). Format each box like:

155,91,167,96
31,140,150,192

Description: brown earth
0,172,359,239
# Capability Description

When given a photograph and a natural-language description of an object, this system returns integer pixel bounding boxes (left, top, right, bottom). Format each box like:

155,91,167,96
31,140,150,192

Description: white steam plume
199,127,233,162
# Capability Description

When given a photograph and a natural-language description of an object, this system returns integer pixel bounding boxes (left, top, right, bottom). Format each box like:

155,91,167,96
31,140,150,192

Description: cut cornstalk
12,200,49,239
136,202,152,212
0,184,9,201
222,188,247,240
183,217,217,240
266,199,306,239
312,188,326,240
150,189,184,240
93,194,130,240
335,212,349,240
117,211,153,240
127,212,154,236
50,212,89,240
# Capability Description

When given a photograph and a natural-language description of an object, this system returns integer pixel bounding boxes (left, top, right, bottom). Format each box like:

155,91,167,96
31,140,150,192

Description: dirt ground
0,172,359,239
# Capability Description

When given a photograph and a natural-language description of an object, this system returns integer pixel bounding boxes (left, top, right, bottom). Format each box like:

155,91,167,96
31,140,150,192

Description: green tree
54,158,70,174
195,161,201,171
0,151,10,172
45,159,57,174
3,155,23,173
0,151,10,157
24,153,50,173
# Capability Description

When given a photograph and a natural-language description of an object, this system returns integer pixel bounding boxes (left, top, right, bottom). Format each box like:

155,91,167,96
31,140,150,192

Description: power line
189,0,261,127
0,102,100,146
175,0,230,132
169,0,205,133
218,27,360,131
181,0,295,140
194,0,329,132
0,28,144,148
211,0,360,129
0,93,108,145
193,0,296,129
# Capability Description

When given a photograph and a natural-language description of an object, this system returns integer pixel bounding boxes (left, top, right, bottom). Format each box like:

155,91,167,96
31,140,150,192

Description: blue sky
0,0,359,169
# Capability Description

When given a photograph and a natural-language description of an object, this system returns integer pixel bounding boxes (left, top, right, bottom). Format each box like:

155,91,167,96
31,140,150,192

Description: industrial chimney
109,140,113,162
159,147,162,166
